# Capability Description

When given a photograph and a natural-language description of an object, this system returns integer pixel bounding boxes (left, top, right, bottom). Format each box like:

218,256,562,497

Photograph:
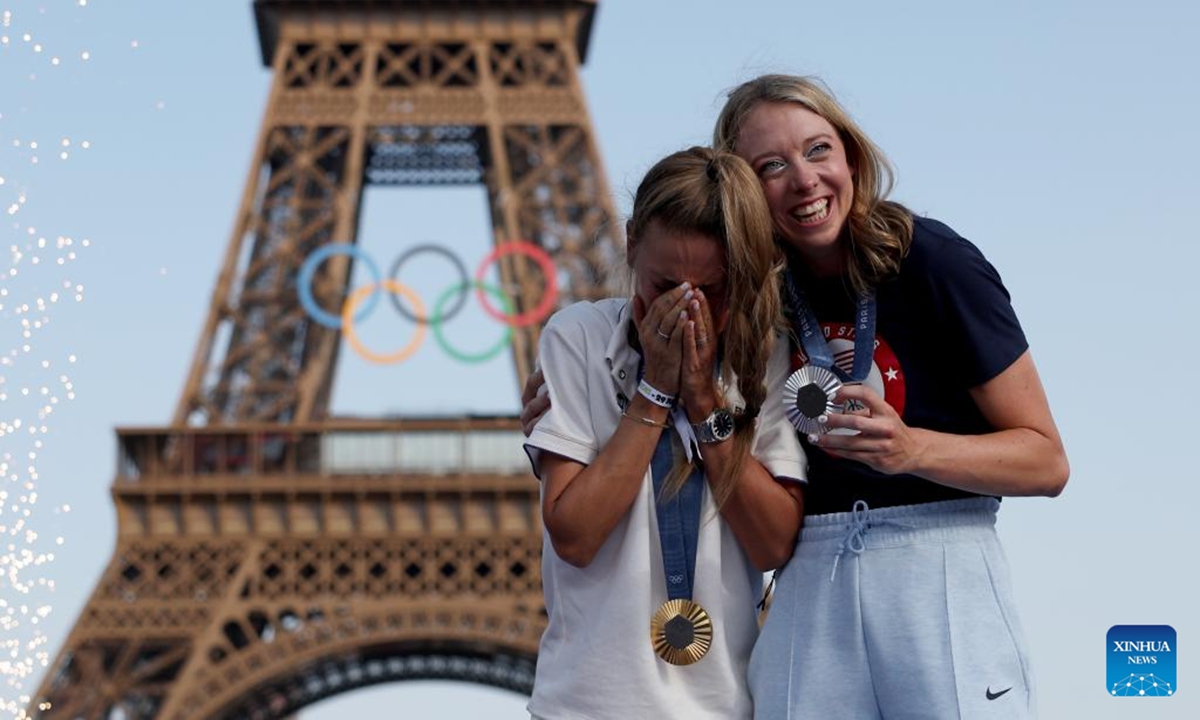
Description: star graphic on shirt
885,367,899,382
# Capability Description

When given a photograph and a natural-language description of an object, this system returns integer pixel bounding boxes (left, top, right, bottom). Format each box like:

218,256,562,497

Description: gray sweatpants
749,498,1035,719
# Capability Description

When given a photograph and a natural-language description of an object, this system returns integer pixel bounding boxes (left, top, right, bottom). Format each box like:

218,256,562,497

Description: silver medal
782,365,843,435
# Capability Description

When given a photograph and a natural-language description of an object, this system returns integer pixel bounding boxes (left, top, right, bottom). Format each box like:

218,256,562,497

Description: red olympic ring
474,241,559,328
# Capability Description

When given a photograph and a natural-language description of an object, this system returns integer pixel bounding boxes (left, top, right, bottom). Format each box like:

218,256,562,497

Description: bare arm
540,394,672,568
539,285,692,567
816,350,1069,496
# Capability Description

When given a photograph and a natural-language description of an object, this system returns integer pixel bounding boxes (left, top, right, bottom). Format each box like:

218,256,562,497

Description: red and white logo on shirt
791,321,906,416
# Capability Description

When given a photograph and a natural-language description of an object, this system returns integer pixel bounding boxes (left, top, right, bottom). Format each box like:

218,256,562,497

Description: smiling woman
735,101,856,275
715,73,1069,720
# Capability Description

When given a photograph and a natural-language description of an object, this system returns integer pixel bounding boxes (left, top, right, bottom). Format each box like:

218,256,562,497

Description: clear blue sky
2,1,1198,718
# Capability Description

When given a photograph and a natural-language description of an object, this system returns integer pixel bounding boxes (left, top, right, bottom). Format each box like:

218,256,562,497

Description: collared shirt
525,297,805,720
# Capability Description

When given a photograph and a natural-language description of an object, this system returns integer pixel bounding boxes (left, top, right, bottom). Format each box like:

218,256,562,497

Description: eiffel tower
28,1,620,717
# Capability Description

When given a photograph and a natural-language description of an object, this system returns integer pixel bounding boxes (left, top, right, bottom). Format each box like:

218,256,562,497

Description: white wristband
638,379,676,408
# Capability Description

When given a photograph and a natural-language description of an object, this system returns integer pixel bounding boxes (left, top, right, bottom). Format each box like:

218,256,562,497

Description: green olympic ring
432,281,514,364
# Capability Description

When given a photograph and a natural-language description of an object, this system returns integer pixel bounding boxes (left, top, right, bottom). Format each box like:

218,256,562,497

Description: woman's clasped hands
633,282,723,422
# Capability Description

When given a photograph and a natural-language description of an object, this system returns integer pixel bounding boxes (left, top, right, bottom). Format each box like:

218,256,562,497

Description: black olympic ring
387,243,470,325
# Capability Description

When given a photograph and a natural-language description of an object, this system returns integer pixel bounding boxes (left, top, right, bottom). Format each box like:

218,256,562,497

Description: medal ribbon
650,431,705,601
632,323,708,602
782,267,876,382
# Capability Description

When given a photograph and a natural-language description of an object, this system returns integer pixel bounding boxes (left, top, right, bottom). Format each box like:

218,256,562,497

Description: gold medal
650,598,713,665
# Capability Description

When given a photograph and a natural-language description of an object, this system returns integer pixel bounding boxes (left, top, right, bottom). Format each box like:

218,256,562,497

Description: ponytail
627,147,783,507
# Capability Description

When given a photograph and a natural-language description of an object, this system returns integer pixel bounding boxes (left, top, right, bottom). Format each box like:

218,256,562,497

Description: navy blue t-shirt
787,216,1029,516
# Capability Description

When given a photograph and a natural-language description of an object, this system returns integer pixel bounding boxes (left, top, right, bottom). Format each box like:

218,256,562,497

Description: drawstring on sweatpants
830,500,914,582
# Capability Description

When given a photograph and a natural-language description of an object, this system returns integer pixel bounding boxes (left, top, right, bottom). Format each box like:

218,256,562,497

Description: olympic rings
388,244,470,325
474,241,559,328
298,244,383,329
432,282,513,364
298,240,559,365
341,279,428,364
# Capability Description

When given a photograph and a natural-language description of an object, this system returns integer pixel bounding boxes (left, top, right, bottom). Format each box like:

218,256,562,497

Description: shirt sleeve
921,220,1029,388
523,305,602,479
750,334,808,484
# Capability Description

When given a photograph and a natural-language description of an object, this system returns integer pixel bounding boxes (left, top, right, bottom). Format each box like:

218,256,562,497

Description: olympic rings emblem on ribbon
297,240,558,365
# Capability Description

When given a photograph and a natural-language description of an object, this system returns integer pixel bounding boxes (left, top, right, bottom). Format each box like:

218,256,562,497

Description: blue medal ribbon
634,334,706,602
650,431,705,601
782,267,876,382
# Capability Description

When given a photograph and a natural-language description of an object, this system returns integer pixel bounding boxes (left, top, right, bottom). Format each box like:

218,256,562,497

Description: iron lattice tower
29,1,621,717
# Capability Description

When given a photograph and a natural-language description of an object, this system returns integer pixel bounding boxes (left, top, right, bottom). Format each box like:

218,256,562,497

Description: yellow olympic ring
341,279,427,365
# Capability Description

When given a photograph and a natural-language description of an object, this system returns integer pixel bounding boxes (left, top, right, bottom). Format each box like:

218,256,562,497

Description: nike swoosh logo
986,686,1013,700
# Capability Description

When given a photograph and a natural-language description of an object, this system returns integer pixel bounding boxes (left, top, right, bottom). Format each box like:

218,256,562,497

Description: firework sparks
0,2,100,717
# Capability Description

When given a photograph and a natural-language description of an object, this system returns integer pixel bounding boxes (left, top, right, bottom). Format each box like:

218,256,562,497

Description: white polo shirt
525,298,806,720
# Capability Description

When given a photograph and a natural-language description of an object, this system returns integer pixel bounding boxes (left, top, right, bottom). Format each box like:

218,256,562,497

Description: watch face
711,409,735,440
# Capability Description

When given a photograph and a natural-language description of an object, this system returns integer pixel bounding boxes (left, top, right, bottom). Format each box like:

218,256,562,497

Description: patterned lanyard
781,267,876,382
649,431,705,601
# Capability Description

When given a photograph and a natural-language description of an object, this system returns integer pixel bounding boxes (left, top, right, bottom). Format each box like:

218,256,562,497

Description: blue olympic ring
297,244,383,329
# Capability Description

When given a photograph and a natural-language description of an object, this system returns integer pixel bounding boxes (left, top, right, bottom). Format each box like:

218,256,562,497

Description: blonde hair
627,146,784,506
714,74,913,293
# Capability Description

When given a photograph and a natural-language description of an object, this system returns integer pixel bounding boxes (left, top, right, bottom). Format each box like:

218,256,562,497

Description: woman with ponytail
523,146,805,720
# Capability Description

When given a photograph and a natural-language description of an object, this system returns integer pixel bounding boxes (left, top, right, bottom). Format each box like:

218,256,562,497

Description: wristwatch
691,407,735,444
